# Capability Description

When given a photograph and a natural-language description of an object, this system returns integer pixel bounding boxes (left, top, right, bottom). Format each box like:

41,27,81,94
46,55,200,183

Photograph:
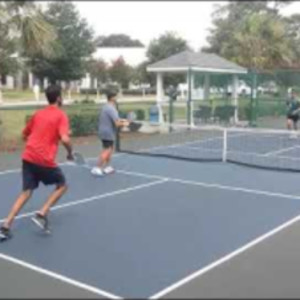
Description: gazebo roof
147,50,247,74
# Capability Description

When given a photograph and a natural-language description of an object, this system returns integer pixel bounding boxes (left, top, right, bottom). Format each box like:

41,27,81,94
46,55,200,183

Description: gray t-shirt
98,103,119,141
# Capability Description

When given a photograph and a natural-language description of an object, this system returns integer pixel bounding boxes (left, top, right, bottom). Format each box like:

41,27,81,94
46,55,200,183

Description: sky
75,1,224,51
74,1,300,51
39,1,300,52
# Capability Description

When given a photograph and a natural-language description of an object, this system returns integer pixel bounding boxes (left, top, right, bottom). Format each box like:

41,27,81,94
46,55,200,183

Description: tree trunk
119,84,123,97
66,81,71,101
96,79,100,101
16,70,23,90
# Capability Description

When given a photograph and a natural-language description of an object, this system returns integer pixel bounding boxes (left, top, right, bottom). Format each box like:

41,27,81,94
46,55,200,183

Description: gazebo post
156,72,164,123
187,68,192,126
232,74,239,124
204,73,210,100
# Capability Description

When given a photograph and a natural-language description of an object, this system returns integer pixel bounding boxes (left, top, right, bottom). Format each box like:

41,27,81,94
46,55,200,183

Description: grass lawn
0,101,157,144
0,94,288,152
1,89,98,102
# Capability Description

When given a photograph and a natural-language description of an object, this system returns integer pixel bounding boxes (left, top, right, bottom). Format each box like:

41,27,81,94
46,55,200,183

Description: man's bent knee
56,184,68,192
22,190,33,198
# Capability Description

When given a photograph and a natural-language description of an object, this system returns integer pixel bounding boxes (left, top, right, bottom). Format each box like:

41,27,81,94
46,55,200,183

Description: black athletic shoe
0,226,12,242
31,213,50,233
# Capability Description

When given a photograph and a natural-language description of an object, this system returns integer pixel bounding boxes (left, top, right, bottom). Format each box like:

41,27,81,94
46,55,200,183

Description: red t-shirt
22,105,70,168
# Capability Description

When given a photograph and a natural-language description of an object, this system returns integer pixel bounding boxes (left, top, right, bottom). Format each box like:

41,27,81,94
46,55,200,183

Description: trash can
149,105,159,123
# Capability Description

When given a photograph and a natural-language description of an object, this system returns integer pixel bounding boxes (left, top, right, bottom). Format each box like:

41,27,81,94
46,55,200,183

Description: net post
115,101,121,152
169,97,174,133
115,128,120,152
222,128,227,162
187,67,192,126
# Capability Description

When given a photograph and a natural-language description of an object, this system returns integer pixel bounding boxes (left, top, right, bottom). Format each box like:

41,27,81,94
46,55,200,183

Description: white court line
0,160,93,176
0,179,168,223
264,145,300,157
0,253,122,299
116,169,300,201
0,131,232,176
0,154,125,176
0,168,20,175
149,213,300,299
0,169,167,299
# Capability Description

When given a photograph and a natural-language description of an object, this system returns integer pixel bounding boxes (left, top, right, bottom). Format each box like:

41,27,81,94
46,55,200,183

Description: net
117,122,300,172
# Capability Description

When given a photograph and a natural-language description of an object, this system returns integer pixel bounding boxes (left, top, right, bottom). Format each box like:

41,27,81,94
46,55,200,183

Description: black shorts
287,114,299,123
102,140,114,149
22,160,66,191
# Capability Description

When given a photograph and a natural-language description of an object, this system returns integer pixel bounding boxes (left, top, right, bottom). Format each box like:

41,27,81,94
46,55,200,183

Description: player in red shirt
0,85,73,241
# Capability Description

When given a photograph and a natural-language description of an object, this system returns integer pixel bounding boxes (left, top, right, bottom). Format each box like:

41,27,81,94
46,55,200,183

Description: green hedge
26,113,99,137
122,88,156,95
25,108,146,138
69,113,98,136
80,85,119,95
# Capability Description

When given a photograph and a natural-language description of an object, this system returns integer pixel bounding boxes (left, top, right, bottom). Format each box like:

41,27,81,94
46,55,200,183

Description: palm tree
5,1,57,58
0,1,57,99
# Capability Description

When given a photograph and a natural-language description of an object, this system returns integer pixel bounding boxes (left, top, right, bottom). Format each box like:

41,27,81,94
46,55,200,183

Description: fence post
222,129,227,162
187,67,192,126
250,70,257,127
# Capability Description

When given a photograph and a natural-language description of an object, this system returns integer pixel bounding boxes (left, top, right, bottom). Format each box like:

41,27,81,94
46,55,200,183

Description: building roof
147,50,247,74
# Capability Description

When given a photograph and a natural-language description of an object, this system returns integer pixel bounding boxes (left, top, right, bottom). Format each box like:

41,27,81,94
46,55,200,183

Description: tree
146,32,189,87
147,31,189,63
203,2,264,54
96,34,144,47
0,15,19,76
203,2,294,70
86,58,108,87
284,14,300,67
3,1,57,59
203,1,291,54
226,13,294,70
109,56,133,89
131,61,153,86
30,2,95,85
0,1,57,96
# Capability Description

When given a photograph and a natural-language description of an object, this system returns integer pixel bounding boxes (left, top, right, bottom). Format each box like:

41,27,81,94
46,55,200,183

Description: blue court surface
2,153,300,298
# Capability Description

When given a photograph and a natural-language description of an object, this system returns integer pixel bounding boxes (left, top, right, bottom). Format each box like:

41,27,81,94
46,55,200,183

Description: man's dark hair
45,84,62,104
107,91,117,101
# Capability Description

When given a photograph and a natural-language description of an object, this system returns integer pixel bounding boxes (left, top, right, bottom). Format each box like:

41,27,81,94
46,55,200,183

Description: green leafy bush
80,88,98,95
214,105,235,123
81,99,96,104
122,88,156,96
68,113,98,136
26,113,99,137
25,107,146,138
80,85,120,95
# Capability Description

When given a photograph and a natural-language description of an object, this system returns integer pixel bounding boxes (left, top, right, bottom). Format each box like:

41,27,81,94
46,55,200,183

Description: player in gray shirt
91,92,129,176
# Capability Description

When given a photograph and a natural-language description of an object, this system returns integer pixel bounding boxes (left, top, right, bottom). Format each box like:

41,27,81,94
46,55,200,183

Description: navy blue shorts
287,114,299,123
102,140,114,149
22,160,66,191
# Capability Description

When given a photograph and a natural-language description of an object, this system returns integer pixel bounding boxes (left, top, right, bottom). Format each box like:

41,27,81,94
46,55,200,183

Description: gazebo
147,50,248,124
